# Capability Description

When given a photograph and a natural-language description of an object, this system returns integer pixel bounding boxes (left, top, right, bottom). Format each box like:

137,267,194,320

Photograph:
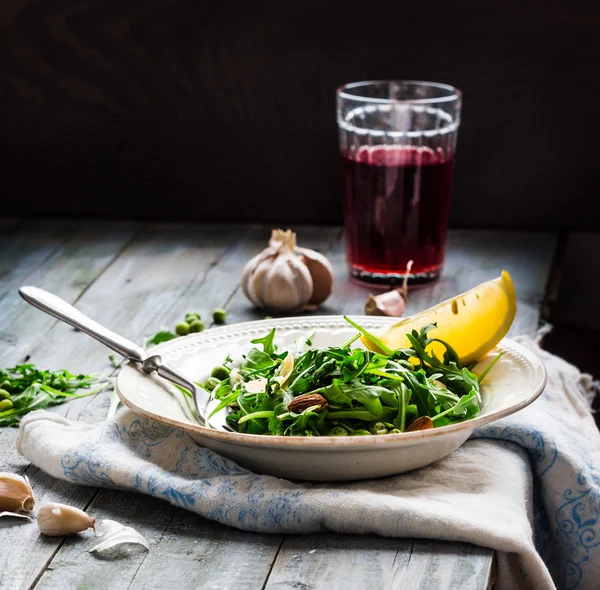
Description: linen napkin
17,338,600,590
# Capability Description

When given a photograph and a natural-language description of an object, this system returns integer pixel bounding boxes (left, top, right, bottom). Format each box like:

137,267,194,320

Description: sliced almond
406,416,434,432
288,393,328,413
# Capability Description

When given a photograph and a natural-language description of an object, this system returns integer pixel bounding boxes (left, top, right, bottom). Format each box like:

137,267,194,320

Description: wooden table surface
0,220,557,590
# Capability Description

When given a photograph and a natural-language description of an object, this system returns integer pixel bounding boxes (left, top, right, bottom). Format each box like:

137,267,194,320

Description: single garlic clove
90,519,149,559
246,255,275,309
296,248,334,305
364,290,407,317
37,502,96,536
0,472,35,513
364,260,413,317
241,251,265,306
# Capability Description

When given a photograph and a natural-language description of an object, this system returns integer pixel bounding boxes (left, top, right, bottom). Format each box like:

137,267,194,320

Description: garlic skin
0,472,35,512
0,510,34,522
242,230,314,313
296,247,334,305
37,502,96,536
90,519,149,559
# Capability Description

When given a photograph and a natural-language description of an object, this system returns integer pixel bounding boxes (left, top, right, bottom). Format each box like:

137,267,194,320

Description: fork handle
19,286,148,363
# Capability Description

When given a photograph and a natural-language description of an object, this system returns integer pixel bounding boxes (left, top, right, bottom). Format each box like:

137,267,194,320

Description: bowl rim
116,315,547,448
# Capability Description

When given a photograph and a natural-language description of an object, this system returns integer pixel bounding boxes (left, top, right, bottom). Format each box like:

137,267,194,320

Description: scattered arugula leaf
145,328,178,348
0,365,106,427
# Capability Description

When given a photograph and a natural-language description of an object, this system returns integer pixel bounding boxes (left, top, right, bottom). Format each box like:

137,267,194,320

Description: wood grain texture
32,490,282,590
264,535,493,590
0,222,241,589
129,510,282,590
0,223,140,589
403,540,495,590
264,534,413,590
0,221,139,367
1,1,598,230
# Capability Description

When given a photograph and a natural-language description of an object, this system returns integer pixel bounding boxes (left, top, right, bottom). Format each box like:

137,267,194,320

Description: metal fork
18,286,217,429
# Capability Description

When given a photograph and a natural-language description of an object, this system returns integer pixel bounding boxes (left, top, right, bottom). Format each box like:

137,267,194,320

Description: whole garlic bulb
242,230,334,313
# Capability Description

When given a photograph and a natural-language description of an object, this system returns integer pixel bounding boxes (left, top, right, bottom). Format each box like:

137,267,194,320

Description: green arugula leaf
145,329,178,347
251,329,277,356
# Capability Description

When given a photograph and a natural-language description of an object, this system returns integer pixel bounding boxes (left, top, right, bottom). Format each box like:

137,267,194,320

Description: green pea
0,380,13,392
327,427,348,436
352,429,371,436
211,366,230,380
185,313,201,323
369,421,388,435
388,428,402,434
189,320,205,333
212,308,227,324
204,377,221,392
0,389,11,401
175,322,190,336
0,399,13,412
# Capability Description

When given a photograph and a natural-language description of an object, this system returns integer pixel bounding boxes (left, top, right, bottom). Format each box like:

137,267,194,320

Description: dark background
1,0,597,229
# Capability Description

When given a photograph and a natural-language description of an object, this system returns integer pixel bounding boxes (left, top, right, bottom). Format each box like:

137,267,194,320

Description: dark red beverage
341,145,454,285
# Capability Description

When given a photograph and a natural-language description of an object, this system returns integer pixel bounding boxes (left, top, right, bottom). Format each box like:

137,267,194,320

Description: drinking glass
337,80,461,285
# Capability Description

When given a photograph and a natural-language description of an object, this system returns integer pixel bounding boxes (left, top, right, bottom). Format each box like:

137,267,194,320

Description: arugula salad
203,317,500,436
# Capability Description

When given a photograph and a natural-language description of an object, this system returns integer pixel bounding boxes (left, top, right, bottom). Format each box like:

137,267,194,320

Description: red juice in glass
337,81,461,285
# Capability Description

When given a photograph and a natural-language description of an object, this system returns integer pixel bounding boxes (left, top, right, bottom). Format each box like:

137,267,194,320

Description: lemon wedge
362,271,517,365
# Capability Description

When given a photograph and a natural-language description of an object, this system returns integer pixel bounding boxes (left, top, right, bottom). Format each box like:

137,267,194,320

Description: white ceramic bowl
117,316,547,481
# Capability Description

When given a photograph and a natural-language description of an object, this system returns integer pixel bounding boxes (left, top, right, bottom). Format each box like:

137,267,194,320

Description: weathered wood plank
265,536,494,590
33,491,175,590
402,540,495,590
35,491,282,590
0,220,88,301
264,534,413,590
0,223,241,589
0,221,138,477
0,221,139,367
129,510,283,590
0,222,140,590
